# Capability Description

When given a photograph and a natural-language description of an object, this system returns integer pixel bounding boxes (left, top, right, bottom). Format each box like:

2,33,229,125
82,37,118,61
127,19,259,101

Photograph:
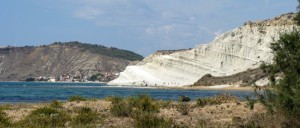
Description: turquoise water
0,82,254,103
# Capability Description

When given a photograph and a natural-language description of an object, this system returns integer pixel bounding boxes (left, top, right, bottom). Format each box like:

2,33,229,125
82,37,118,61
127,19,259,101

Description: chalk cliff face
108,13,299,86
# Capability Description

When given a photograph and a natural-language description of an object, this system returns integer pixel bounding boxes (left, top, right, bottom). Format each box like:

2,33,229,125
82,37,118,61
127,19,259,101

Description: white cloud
145,26,155,35
160,24,175,34
162,11,177,19
74,6,103,20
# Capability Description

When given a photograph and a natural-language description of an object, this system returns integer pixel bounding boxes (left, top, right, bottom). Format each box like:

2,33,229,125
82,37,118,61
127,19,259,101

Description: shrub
128,94,159,113
110,94,160,117
196,98,208,107
0,108,11,127
133,112,172,128
50,99,63,109
196,93,239,107
68,95,86,102
157,100,172,108
110,96,133,117
73,107,98,125
178,95,191,102
258,31,300,126
246,96,256,110
177,103,189,115
18,107,70,127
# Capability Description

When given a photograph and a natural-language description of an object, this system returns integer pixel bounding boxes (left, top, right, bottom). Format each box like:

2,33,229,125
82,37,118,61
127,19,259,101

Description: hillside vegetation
51,41,143,61
0,42,142,81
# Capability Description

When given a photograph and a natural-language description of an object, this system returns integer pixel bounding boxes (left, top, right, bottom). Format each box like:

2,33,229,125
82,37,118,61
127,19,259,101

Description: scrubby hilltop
108,13,299,86
0,42,143,81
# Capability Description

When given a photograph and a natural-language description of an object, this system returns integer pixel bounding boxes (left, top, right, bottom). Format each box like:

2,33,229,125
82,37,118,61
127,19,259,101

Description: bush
196,93,239,107
133,112,172,128
128,94,159,113
157,100,172,108
177,103,189,115
178,95,191,102
73,107,98,125
50,99,63,109
18,107,70,127
110,94,160,117
258,30,300,126
0,108,11,127
246,96,256,110
68,95,86,102
110,96,133,117
196,98,209,107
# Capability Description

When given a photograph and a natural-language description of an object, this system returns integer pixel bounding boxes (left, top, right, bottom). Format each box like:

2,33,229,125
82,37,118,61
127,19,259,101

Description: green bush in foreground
128,94,159,113
177,103,189,115
133,112,172,128
259,31,300,127
73,107,98,125
50,99,63,109
68,95,87,102
110,94,160,117
256,2,300,126
110,96,133,117
18,107,70,127
0,108,11,127
196,93,239,107
178,95,191,102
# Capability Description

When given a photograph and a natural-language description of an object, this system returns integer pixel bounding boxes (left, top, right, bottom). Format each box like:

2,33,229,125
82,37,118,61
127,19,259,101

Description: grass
50,99,63,109
128,94,159,113
73,107,99,125
17,107,70,127
68,95,87,102
132,112,172,128
2,94,287,127
246,96,256,110
109,94,160,117
196,93,239,107
178,95,191,102
110,96,133,117
0,108,11,127
177,103,189,115
109,94,172,127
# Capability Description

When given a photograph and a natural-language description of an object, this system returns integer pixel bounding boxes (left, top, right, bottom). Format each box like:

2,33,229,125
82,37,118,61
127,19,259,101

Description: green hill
51,41,144,61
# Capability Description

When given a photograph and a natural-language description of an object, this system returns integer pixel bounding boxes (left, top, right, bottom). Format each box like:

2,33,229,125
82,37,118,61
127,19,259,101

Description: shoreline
157,86,254,91
107,84,255,91
0,81,255,91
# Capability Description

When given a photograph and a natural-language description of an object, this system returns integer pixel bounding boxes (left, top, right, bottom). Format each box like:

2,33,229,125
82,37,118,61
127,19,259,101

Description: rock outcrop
0,42,143,81
108,13,299,86
193,68,268,86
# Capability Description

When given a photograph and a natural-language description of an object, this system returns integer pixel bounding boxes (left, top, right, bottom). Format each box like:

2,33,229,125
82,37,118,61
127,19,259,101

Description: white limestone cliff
108,13,299,87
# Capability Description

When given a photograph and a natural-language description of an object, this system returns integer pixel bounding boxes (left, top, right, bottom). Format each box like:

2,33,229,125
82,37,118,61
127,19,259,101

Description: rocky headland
108,13,299,87
0,42,143,82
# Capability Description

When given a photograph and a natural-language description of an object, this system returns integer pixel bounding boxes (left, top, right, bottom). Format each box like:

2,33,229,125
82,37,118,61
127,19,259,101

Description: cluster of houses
26,72,120,83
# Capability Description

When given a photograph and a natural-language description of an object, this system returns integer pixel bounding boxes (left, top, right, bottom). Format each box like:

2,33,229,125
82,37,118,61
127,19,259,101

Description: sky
0,0,297,56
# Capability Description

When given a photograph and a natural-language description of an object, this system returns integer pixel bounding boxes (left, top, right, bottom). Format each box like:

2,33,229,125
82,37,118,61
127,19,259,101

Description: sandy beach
145,85,255,91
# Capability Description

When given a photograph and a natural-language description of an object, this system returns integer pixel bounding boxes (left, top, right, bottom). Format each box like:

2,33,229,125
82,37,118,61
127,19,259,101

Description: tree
259,10,300,126
295,0,300,25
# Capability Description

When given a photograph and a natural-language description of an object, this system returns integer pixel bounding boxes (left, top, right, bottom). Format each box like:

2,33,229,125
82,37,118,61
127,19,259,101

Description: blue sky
0,0,297,56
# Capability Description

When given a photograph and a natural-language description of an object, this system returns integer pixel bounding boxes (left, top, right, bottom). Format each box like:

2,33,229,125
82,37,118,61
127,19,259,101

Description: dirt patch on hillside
194,68,268,86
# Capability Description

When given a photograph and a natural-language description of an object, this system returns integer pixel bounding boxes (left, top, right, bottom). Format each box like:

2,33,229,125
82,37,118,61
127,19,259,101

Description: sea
0,82,255,103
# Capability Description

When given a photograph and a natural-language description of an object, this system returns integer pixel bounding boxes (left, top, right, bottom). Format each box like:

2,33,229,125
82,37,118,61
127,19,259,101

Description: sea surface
0,82,255,103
